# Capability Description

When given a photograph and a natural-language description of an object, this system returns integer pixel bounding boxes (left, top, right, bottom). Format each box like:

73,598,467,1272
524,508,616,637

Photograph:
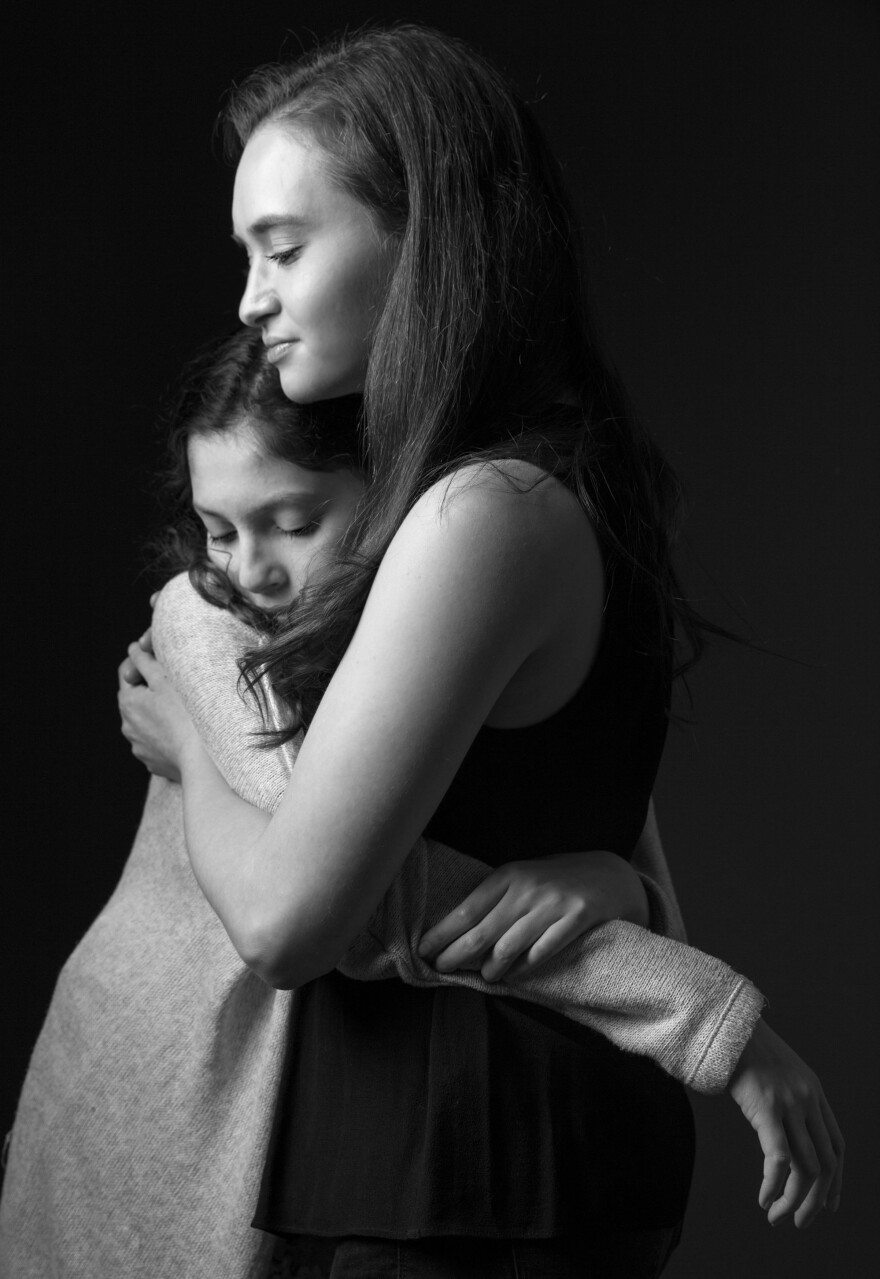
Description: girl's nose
239,262,281,328
236,543,289,599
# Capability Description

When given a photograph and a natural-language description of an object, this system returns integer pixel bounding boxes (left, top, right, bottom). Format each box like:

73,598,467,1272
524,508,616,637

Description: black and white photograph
2,2,876,1276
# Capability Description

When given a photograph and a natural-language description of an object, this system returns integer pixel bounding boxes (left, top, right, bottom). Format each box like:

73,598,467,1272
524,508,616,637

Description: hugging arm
131,572,841,1225
148,573,759,1094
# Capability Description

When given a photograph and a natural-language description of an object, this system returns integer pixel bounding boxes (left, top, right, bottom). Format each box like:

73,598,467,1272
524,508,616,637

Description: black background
4,1,877,1274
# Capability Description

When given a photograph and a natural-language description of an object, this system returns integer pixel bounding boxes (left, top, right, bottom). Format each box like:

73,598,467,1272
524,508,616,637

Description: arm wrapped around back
154,572,764,1096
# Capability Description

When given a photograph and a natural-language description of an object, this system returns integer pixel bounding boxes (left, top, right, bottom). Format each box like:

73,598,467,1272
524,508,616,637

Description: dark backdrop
5,1,877,1274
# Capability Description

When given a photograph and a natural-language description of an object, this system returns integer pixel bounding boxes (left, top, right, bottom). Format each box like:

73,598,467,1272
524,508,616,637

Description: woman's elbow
235,911,348,990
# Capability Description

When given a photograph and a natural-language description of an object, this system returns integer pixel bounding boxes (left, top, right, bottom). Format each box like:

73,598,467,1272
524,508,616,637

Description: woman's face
188,427,364,610
232,123,397,403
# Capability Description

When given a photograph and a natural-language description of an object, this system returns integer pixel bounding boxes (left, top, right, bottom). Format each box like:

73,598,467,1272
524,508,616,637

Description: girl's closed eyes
188,427,364,611
205,520,320,546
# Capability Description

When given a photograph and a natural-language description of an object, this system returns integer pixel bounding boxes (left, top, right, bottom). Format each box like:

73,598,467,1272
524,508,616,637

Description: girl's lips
266,340,298,364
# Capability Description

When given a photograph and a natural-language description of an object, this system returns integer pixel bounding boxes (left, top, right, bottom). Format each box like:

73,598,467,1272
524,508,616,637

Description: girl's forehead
189,428,288,479
188,430,292,493
187,422,262,465
187,431,363,507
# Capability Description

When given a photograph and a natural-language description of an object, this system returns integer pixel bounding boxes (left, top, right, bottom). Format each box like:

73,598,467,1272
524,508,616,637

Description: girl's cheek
207,548,233,576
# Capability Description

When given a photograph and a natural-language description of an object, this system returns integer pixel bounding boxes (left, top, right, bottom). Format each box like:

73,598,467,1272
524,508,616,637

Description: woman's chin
276,366,365,405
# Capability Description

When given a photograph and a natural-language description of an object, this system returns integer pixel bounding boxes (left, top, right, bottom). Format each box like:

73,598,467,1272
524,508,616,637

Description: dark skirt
265,1224,683,1279
255,975,695,1240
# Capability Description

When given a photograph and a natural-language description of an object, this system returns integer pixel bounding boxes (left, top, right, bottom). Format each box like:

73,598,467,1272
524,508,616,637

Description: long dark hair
222,24,712,734
152,326,364,631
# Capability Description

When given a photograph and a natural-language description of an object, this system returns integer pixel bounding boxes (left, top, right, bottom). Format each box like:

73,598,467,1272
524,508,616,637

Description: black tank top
254,560,695,1240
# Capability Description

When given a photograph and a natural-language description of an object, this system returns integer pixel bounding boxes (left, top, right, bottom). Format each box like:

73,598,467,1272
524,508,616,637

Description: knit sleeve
152,573,764,1094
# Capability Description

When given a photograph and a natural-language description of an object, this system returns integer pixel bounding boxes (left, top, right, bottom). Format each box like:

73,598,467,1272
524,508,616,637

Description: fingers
822,1096,845,1213
427,891,531,975
118,656,142,687
478,910,552,982
753,1110,792,1216
124,639,163,684
791,1094,844,1226
118,630,158,687
729,1020,843,1230
426,898,579,983
417,856,605,981
767,1115,822,1227
503,915,585,981
418,873,509,960
753,1099,841,1229
771,1091,842,1228
791,1109,836,1228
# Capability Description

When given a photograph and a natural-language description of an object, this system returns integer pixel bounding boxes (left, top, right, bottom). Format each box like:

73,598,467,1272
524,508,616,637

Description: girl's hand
118,598,162,686
417,851,649,982
728,1019,845,1228
117,639,199,782
118,626,155,685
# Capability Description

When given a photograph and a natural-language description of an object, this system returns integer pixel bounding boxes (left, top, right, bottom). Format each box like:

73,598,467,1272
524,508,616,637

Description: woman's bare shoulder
406,457,593,553
370,456,602,673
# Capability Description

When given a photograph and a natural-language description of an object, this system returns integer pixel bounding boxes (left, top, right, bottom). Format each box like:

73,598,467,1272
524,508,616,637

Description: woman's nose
239,261,281,328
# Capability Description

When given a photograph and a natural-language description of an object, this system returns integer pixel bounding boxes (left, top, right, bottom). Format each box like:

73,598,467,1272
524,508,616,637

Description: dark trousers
269,1225,682,1278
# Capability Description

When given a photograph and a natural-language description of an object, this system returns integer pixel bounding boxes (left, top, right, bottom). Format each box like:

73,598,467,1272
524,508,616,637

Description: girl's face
188,427,364,610
232,124,397,403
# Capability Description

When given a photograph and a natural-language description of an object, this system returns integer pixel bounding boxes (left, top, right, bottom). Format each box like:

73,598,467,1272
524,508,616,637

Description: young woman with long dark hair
114,26,841,1278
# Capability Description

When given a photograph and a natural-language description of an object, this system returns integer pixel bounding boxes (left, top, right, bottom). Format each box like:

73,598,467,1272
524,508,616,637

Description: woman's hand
417,851,649,982
728,1019,844,1228
117,637,200,783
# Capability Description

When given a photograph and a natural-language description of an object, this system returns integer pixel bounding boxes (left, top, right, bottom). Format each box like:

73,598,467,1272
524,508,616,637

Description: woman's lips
266,340,298,364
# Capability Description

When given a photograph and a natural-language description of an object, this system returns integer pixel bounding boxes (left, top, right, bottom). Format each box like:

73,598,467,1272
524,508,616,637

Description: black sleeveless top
254,562,695,1240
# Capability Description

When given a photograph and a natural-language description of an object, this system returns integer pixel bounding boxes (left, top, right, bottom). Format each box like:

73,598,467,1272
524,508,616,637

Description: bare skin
118,111,844,1233
120,463,843,1229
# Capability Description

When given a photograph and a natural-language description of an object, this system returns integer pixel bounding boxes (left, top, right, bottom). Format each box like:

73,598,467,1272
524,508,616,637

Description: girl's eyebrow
194,491,327,520
231,214,310,245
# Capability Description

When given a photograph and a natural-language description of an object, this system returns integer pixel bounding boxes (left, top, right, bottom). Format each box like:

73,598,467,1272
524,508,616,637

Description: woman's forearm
153,573,764,1088
176,734,279,978
345,841,762,1093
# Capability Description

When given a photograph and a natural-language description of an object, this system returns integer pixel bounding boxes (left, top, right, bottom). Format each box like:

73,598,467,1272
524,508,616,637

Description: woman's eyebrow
231,214,310,245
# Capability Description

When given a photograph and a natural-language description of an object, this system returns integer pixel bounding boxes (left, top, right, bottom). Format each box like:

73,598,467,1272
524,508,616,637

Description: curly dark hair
151,326,365,632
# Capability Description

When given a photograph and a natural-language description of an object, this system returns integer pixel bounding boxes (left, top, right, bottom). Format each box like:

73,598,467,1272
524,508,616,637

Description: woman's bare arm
123,567,841,1226
135,569,757,1096
124,464,601,987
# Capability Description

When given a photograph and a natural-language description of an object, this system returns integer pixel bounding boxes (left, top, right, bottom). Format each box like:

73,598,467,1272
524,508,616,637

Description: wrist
728,1017,769,1093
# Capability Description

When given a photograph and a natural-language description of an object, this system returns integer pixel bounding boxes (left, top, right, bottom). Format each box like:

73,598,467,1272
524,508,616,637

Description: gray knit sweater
0,574,763,1279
